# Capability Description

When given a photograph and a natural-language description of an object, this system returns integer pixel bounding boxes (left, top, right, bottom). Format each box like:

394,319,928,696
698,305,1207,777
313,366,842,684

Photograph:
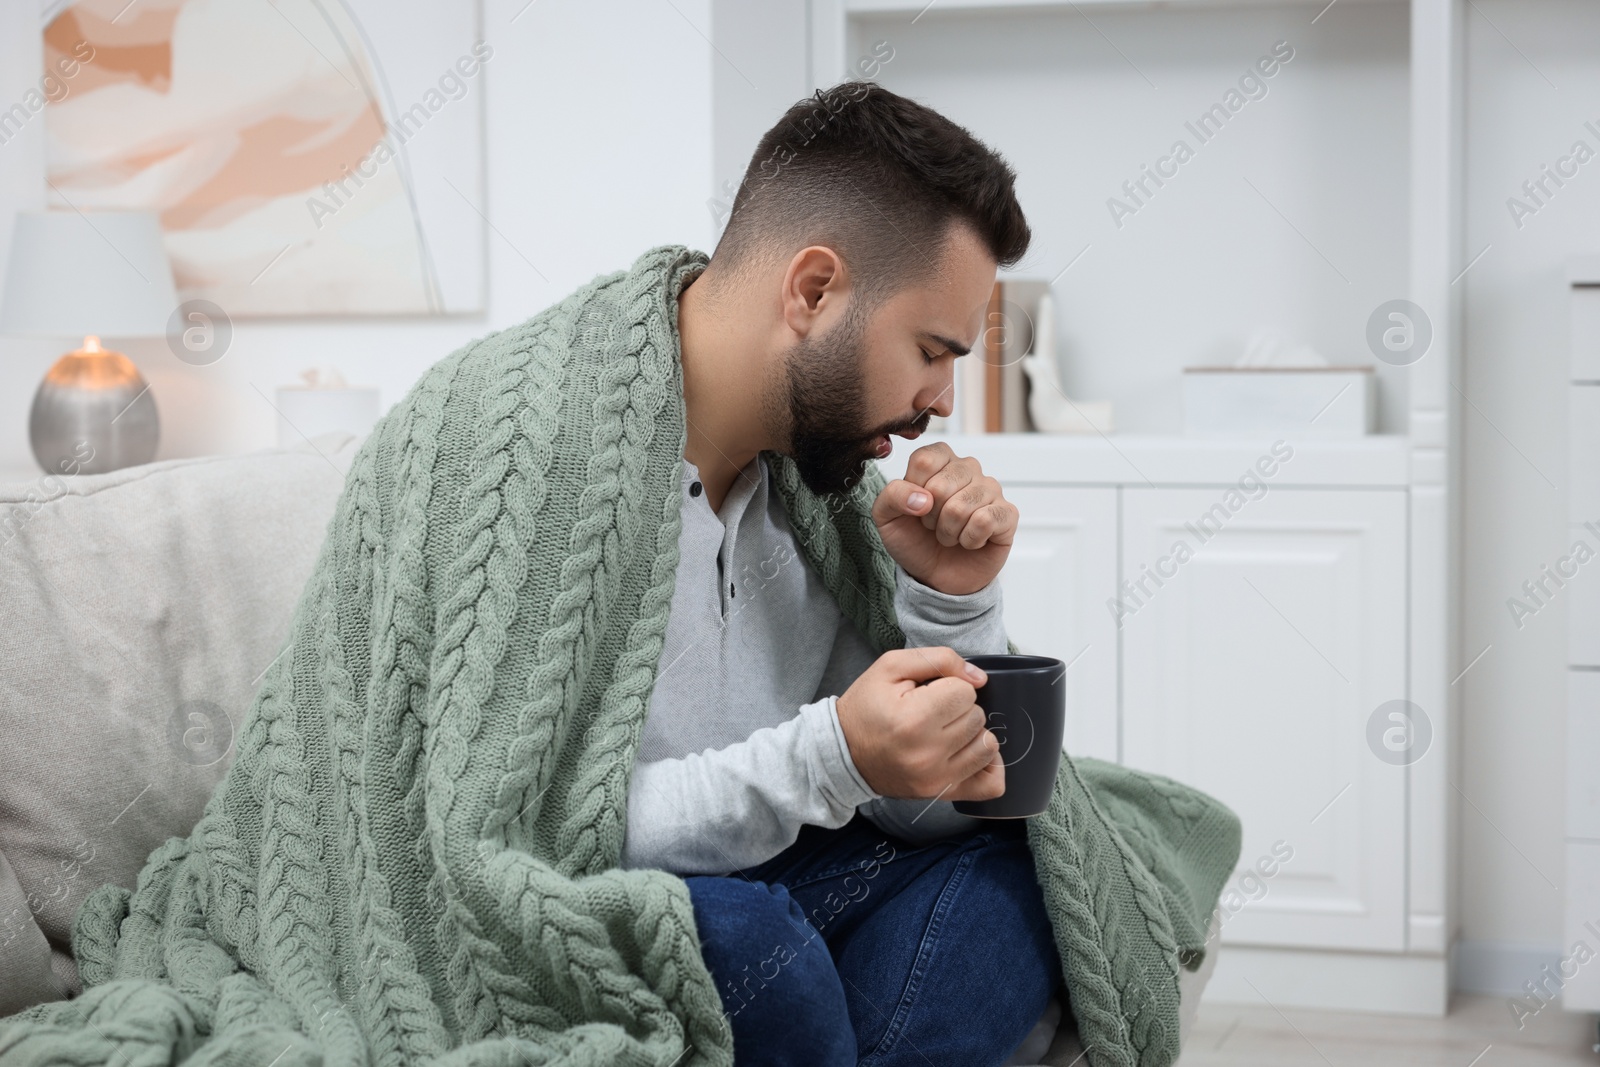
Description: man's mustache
864,408,933,442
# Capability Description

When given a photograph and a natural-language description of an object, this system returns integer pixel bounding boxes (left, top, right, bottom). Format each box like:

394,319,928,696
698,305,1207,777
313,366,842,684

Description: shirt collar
683,453,767,525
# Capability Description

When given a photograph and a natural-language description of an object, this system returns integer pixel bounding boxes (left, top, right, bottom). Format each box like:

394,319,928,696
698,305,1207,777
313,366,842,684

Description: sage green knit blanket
0,245,1239,1067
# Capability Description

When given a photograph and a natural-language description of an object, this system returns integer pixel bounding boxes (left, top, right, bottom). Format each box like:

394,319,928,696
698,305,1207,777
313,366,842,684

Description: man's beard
772,311,932,498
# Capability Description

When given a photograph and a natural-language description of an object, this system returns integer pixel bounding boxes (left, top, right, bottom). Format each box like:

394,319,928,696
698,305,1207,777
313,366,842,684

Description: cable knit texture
0,245,1239,1067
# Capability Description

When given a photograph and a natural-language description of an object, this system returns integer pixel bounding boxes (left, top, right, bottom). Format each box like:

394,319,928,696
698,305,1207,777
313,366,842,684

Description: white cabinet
1119,488,1408,951
1566,265,1600,1013
877,432,1437,1009
996,487,1118,763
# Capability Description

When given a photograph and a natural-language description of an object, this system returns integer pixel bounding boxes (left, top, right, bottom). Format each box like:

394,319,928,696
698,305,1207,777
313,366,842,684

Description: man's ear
781,246,850,340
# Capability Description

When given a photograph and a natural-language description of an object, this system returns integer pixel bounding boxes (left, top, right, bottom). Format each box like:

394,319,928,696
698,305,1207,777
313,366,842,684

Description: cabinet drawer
1570,671,1600,840
1571,387,1600,522
1573,286,1600,382
1571,529,1600,667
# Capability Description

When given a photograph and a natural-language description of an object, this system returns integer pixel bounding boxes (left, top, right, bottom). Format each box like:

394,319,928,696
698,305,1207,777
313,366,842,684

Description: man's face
777,224,997,497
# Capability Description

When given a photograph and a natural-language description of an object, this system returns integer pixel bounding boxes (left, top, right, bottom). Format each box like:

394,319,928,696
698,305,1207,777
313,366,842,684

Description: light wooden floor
1175,995,1597,1066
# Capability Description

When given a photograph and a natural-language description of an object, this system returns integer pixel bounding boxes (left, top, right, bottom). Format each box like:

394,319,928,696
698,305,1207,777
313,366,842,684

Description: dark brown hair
711,81,1031,306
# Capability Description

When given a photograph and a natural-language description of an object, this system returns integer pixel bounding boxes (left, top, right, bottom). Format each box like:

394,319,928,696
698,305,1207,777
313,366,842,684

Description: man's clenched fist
836,645,1005,802
873,441,1018,597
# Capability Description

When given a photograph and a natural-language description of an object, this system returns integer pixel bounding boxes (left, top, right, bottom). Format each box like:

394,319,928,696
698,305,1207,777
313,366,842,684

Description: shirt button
689,481,703,497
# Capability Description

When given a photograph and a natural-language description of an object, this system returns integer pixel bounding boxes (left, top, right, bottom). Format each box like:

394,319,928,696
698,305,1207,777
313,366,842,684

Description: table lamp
0,210,179,475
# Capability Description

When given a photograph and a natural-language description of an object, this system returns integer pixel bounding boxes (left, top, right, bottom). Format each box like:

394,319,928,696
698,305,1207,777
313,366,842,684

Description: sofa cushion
0,431,361,1014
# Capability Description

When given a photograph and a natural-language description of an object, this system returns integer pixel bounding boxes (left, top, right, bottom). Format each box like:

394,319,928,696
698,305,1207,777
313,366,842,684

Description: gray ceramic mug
952,654,1067,819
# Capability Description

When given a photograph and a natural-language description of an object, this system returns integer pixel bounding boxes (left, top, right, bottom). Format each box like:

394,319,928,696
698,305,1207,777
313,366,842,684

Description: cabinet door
998,487,1119,763
1121,488,1407,951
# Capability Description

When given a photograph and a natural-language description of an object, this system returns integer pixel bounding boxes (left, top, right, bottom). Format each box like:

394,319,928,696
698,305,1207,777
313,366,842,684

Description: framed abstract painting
40,0,488,316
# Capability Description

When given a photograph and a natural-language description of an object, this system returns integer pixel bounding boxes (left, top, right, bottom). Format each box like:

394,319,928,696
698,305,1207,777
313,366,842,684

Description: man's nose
920,364,956,419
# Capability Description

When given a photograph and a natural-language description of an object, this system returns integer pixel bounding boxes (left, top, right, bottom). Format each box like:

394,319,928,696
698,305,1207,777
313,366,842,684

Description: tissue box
1183,367,1373,438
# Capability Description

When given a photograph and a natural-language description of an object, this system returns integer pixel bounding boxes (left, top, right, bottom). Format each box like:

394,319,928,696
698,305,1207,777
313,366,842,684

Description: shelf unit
817,0,1466,1014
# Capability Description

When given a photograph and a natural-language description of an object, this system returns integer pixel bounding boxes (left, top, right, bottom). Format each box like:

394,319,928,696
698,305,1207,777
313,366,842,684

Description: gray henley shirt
619,451,1009,875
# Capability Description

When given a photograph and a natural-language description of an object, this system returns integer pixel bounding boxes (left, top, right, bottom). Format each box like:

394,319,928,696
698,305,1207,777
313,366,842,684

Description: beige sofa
0,432,1215,1065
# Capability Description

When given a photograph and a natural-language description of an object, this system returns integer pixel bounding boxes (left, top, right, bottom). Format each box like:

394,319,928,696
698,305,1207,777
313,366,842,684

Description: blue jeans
684,812,1062,1067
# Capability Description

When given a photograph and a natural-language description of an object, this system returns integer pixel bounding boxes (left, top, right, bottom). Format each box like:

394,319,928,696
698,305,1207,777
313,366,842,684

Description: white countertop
874,432,1411,488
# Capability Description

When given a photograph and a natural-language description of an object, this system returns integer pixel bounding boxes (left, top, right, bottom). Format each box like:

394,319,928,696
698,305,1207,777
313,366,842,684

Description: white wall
710,0,811,224
0,0,713,469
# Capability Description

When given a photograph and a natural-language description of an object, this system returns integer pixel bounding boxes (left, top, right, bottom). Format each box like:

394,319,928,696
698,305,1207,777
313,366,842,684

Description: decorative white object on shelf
1183,328,1373,439
1021,293,1114,434
274,368,380,449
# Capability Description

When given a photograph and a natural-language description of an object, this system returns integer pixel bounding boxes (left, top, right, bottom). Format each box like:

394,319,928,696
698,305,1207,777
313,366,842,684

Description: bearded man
0,82,1238,1067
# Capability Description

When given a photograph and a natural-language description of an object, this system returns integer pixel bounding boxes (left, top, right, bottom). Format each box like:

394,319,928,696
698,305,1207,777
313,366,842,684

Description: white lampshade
0,210,179,338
